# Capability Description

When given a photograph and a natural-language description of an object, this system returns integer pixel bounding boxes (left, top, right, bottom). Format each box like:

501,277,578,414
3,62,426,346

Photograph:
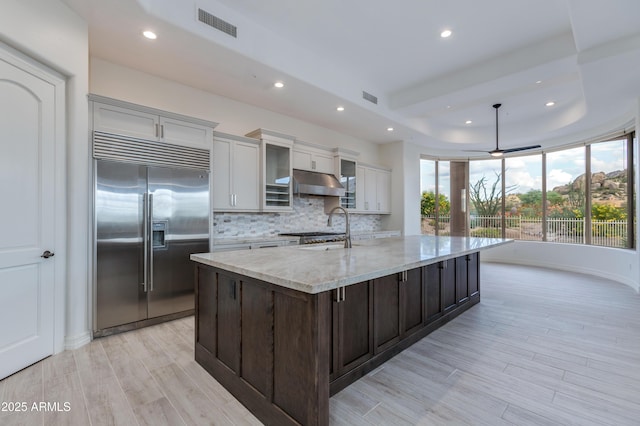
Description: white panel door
232,141,260,210
355,165,366,211
364,167,378,211
93,102,158,140
312,153,334,174
376,170,391,213
160,116,212,148
0,51,57,379
212,138,233,209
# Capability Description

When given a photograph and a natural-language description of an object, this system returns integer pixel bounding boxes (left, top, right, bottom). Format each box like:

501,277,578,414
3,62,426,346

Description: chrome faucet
327,206,352,248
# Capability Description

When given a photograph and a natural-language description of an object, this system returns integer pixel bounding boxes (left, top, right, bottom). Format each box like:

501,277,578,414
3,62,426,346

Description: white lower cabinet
213,133,260,211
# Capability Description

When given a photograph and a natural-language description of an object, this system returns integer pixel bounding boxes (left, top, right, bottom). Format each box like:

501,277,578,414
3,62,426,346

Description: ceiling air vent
362,91,378,105
198,8,237,38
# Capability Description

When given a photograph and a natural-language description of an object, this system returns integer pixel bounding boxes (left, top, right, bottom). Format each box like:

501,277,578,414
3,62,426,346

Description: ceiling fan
466,103,541,157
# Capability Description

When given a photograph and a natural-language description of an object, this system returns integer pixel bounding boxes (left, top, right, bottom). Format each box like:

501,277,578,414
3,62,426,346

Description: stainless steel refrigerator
93,131,210,335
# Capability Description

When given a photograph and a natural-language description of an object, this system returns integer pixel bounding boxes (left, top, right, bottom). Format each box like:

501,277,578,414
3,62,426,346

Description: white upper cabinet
90,95,217,149
159,116,213,149
92,102,157,140
355,164,391,214
292,142,334,174
376,168,391,214
213,133,260,212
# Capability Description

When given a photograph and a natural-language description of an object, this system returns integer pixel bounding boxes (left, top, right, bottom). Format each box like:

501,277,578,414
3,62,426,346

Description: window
469,159,503,238
420,159,452,235
546,147,586,244
420,132,635,249
420,158,437,235
590,139,629,248
437,161,451,235
505,155,543,241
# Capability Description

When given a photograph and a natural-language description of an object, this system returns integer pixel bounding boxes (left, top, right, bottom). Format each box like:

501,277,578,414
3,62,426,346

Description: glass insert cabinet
340,158,356,209
264,143,291,208
245,128,294,212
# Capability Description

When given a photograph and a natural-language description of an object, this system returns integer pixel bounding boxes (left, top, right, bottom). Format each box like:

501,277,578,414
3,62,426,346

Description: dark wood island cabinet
191,236,509,425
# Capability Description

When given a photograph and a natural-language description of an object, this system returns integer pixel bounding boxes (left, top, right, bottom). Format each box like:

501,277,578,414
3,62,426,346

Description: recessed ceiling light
274,81,284,88
465,120,472,124
440,29,452,38
336,106,345,112
387,127,394,132
545,101,555,107
143,30,157,40
536,80,543,84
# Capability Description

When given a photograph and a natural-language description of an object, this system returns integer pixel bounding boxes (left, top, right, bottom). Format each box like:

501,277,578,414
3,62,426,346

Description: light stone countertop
191,235,512,294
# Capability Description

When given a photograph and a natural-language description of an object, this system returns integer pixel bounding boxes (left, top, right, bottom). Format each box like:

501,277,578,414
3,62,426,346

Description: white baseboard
483,258,639,293
64,331,91,351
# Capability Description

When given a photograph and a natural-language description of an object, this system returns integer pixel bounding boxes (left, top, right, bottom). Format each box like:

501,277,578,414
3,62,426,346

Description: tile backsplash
213,195,382,238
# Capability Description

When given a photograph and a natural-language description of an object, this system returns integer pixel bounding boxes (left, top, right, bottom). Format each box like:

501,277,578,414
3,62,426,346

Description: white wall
89,58,381,165
380,140,422,235
0,0,90,349
482,241,639,291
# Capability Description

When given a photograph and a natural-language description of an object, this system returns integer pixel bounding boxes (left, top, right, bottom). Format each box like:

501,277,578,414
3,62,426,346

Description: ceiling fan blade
464,105,542,157
502,145,542,153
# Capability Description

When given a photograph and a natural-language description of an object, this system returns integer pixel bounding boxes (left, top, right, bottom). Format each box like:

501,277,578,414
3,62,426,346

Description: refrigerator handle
149,193,154,292
142,193,148,292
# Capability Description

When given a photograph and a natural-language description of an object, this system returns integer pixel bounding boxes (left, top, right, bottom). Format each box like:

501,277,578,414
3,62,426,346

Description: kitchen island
191,236,511,426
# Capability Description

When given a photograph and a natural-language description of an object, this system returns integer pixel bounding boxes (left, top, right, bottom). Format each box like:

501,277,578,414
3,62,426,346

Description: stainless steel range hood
293,169,345,197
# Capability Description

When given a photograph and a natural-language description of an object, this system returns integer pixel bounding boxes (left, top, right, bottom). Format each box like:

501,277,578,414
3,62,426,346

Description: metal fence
422,215,628,248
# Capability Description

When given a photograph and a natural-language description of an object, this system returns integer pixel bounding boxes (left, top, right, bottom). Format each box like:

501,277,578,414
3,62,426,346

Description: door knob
41,250,55,259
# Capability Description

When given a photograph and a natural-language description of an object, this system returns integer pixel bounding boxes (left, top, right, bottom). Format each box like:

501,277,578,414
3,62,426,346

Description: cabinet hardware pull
312,160,316,170
155,123,159,137
142,193,148,292
149,193,154,291
160,124,164,138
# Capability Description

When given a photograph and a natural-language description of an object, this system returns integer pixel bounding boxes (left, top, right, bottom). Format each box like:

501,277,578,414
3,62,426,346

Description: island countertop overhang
190,235,512,294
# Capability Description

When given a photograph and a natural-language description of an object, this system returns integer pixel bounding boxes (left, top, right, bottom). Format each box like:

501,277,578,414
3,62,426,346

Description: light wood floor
2,263,640,425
